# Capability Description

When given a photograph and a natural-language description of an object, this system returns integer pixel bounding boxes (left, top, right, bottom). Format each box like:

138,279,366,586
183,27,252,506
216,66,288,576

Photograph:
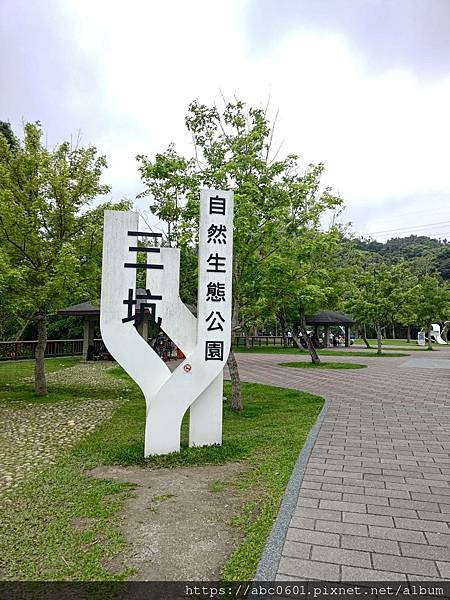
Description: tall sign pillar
100,189,233,456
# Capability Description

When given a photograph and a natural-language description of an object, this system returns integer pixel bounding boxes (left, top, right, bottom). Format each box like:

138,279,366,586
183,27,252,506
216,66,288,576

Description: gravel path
0,362,126,496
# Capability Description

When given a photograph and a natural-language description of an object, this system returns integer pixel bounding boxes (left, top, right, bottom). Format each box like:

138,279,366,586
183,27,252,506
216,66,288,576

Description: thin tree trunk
407,325,411,343
292,332,305,352
360,325,372,350
427,325,433,350
392,324,396,339
227,349,242,411
299,315,320,364
361,325,372,349
278,313,287,347
35,314,47,396
375,323,383,355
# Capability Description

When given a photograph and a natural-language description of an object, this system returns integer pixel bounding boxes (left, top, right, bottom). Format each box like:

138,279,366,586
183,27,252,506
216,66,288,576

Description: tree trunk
298,315,320,364
392,324,396,339
35,315,47,396
227,349,243,411
361,325,372,349
375,323,383,355
427,325,433,350
292,332,305,352
407,325,411,343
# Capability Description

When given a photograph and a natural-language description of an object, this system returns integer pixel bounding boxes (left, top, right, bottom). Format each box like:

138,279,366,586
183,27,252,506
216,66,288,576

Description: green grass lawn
0,358,323,581
354,338,446,348
234,346,409,357
280,361,367,370
0,357,97,404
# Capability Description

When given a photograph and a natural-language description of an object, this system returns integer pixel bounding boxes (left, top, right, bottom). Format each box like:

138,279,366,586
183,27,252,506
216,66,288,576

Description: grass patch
147,493,175,513
234,346,409,358
1,361,323,581
318,350,408,358
0,357,81,404
208,480,229,493
279,361,367,370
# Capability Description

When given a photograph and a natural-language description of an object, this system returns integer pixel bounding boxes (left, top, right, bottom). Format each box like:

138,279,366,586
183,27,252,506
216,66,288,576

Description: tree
0,122,110,394
0,121,18,151
414,275,450,350
346,262,418,354
137,99,342,409
256,228,342,363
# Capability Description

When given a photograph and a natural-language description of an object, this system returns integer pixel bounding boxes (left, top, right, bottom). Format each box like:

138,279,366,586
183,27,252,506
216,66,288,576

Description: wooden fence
0,339,103,361
1,335,288,360
232,336,287,347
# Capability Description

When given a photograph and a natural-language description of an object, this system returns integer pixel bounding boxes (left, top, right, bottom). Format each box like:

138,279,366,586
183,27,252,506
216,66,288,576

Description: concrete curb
254,397,331,581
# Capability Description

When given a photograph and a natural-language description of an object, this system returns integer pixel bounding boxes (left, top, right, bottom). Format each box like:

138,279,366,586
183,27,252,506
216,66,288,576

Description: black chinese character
206,311,225,331
205,341,224,361
206,282,226,302
122,288,162,327
206,253,226,272
207,224,227,244
124,231,163,270
209,195,226,215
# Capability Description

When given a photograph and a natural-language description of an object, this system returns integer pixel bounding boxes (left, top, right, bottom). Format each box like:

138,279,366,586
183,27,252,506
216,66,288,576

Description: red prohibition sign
183,363,192,373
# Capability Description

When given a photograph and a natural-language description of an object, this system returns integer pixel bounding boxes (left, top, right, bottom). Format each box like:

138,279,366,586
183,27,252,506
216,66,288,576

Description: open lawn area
0,358,323,581
354,338,447,347
279,361,367,370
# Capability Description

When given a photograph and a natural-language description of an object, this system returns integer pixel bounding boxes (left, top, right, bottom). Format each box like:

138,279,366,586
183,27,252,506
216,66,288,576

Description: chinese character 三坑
206,311,225,331
205,341,224,361
207,224,227,244
209,195,226,215
122,288,162,327
206,282,226,302
206,253,226,273
124,230,163,270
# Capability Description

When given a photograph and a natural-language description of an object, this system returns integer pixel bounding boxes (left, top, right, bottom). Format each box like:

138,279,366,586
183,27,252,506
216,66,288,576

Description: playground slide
431,334,447,345
430,324,448,344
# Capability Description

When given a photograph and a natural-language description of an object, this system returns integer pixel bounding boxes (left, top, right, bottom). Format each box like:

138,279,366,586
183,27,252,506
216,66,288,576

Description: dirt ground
89,462,247,581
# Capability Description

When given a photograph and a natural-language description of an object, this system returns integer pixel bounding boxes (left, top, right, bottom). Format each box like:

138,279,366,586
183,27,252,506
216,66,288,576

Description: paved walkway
236,350,450,581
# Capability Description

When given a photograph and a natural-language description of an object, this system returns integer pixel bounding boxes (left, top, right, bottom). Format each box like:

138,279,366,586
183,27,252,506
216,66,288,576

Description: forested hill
353,235,450,280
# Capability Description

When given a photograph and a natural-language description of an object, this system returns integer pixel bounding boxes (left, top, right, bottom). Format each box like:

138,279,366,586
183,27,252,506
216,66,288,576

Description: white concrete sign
100,190,233,456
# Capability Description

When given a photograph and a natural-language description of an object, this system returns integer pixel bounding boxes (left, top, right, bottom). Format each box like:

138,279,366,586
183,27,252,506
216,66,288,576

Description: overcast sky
1,0,450,241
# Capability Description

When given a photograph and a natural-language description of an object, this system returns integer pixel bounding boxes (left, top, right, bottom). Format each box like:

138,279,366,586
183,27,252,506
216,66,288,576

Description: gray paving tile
240,351,450,582
278,557,340,580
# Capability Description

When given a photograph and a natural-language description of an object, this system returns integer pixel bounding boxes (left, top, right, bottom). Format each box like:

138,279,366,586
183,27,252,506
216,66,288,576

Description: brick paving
235,350,450,581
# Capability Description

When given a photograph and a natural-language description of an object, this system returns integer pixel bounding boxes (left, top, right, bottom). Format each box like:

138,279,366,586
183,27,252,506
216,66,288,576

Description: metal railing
232,335,287,347
0,338,103,361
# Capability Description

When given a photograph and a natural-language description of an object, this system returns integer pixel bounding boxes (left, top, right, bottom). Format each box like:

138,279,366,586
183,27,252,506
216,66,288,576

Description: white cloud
4,0,450,239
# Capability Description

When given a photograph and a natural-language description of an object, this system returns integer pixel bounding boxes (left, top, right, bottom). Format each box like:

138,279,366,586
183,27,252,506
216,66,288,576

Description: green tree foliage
355,235,450,280
0,121,18,151
137,99,342,407
0,122,111,394
256,228,342,363
346,262,419,354
414,275,450,349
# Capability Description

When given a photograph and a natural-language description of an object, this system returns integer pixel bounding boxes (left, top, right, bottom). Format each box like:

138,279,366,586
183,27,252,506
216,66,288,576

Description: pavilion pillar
345,326,350,347
324,325,330,348
83,317,95,361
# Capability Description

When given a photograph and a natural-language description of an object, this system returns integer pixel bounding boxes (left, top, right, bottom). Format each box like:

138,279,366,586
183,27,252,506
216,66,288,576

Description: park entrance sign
100,190,234,456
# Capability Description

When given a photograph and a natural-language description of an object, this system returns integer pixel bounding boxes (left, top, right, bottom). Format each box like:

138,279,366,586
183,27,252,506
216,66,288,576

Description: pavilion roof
58,301,99,316
304,310,355,326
